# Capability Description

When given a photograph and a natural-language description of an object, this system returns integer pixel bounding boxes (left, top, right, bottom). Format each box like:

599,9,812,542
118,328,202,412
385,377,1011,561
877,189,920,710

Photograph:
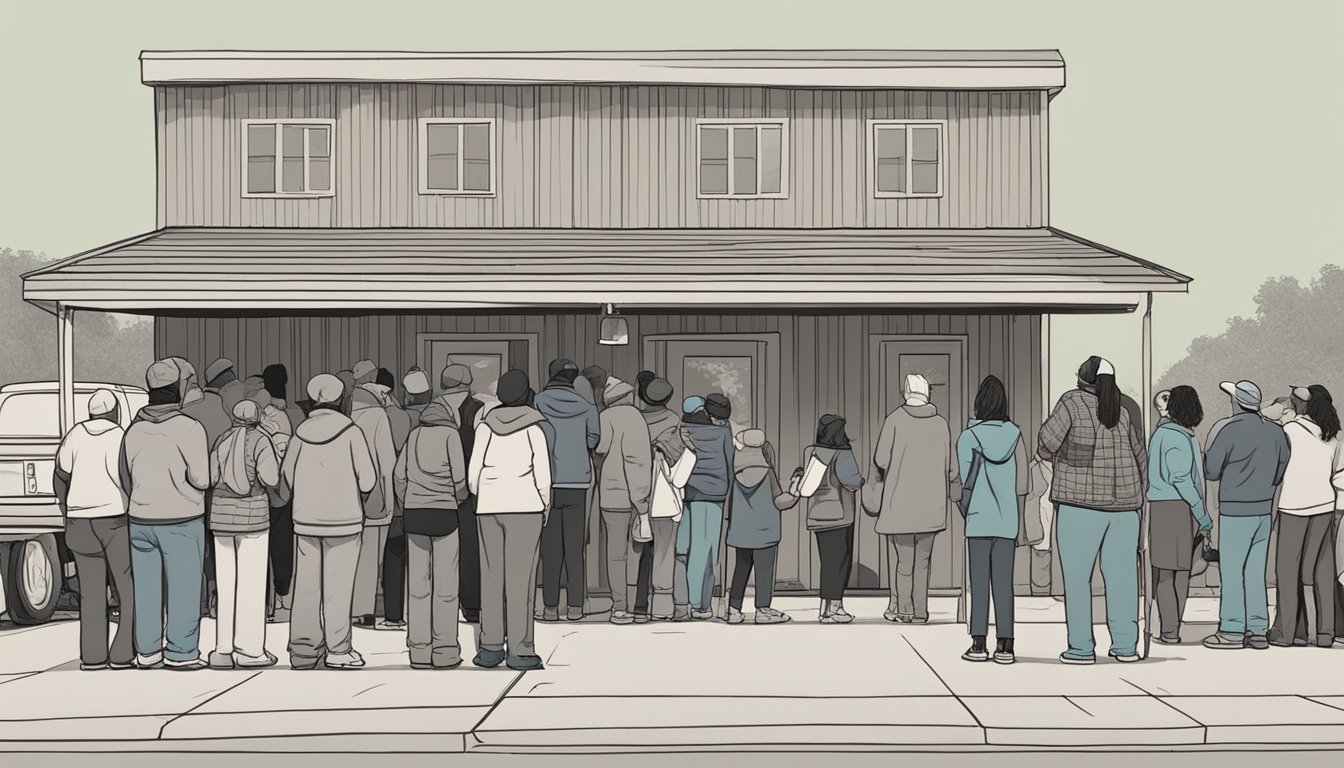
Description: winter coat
279,408,377,538
1278,417,1344,516
533,385,600,488
727,431,797,548
1203,411,1290,517
595,394,653,514
1038,389,1147,513
469,406,553,515
121,403,211,524
351,385,397,525
873,402,956,535
641,404,686,463
1146,421,1213,531
206,378,247,421
957,419,1031,540
393,401,467,511
182,392,232,453
209,427,281,534
803,445,863,531
386,401,413,456
682,422,735,503
55,419,128,519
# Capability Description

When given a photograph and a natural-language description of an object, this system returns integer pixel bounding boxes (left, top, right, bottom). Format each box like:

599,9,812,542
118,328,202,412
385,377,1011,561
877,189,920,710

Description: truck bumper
0,498,63,539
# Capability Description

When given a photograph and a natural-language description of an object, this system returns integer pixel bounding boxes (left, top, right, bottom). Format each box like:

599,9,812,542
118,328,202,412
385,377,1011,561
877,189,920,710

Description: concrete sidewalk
3,597,1344,753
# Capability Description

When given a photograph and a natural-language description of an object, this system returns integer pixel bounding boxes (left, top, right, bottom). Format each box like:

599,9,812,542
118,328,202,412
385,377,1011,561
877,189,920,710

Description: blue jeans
1217,514,1271,636
678,501,724,611
1056,504,1140,657
130,518,206,662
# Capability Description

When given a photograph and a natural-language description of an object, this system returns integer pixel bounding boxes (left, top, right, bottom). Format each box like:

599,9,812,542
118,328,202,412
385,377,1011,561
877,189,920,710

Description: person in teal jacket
956,376,1030,665
1146,385,1213,645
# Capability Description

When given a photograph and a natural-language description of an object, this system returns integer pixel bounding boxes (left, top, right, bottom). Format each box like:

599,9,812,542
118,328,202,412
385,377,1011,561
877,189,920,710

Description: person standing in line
1269,385,1342,648
435,364,490,624
1201,379,1290,651
55,389,135,671
1038,356,1147,665
403,367,433,431
1146,385,1213,646
679,393,735,620
726,428,798,625
261,364,306,433
177,358,230,619
636,375,687,621
393,391,468,669
1153,390,1172,433
873,374,957,625
349,359,397,628
120,359,212,670
594,376,654,625
254,364,297,621
279,374,377,670
804,415,864,624
204,358,247,420
469,370,552,671
207,400,281,669
1026,458,1056,597
957,376,1031,665
376,367,413,632
534,359,600,622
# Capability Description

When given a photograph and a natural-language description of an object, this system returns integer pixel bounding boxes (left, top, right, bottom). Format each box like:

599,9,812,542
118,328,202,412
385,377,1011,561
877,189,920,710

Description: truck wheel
4,536,61,625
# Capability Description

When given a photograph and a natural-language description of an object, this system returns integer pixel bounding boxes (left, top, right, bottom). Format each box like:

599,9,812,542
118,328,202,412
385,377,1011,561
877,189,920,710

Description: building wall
157,310,1045,594
155,84,1047,229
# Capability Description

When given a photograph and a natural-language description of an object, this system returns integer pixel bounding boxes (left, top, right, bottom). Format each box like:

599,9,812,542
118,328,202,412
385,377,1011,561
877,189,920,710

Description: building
23,49,1189,599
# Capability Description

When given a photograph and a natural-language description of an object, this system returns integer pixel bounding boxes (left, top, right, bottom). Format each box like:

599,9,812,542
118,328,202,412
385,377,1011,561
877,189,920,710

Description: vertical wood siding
156,85,1045,229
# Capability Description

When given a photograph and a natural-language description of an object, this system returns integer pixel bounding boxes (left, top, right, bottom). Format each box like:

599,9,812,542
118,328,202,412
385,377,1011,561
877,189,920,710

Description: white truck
0,382,147,624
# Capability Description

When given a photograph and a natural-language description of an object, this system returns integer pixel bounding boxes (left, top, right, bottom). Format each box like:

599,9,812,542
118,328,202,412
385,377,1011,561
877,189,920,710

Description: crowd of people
49,350,1344,672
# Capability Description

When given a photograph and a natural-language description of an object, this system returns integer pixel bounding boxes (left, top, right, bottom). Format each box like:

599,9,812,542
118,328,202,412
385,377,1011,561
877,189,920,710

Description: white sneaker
726,607,745,624
691,609,714,620
610,611,635,625
755,608,792,625
375,619,406,631
324,651,366,669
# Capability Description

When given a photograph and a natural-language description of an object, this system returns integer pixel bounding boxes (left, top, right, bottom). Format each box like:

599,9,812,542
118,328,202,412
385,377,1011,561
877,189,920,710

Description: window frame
417,117,497,197
240,119,336,199
868,119,947,200
694,118,790,200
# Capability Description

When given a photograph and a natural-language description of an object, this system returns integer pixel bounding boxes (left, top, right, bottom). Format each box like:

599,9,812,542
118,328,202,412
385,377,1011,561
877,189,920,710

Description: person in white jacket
468,369,552,671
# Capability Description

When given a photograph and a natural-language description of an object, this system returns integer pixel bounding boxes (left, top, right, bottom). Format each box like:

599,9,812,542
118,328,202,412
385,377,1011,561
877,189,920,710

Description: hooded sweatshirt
182,391,232,451
682,421,734,503
957,419,1031,540
393,400,467,517
533,384,600,488
1146,421,1213,530
280,408,377,537
873,401,955,535
640,404,685,462
121,403,211,524
350,385,397,524
1277,416,1343,516
55,418,128,519
727,430,797,549
469,405,552,515
596,391,654,514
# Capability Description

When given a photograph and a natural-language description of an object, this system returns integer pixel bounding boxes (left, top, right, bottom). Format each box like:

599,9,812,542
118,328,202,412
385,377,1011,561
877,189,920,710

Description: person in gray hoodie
635,375,684,620
435,363,490,624
120,358,212,670
727,429,799,625
595,376,654,624
804,415,865,624
680,393,736,620
534,358,600,622
278,374,377,670
349,359,398,628
393,397,468,669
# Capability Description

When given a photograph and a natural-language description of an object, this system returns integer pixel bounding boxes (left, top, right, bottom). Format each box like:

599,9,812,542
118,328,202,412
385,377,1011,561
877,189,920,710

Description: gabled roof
23,226,1186,313
140,50,1066,93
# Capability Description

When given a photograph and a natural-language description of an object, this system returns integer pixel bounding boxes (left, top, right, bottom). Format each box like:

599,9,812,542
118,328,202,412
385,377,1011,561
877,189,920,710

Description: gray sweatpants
887,532,937,620
968,537,1015,639
289,533,361,664
478,513,544,658
66,516,135,667
1272,513,1336,646
601,508,640,613
406,532,461,667
647,518,678,618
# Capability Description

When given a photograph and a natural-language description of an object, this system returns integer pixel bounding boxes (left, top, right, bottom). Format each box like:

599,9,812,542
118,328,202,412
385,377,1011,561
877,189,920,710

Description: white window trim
695,118,789,200
868,119,947,199
241,119,336,199
418,117,497,197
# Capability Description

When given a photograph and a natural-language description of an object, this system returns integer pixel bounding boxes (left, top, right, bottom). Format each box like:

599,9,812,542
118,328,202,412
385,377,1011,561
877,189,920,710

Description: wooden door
416,333,538,398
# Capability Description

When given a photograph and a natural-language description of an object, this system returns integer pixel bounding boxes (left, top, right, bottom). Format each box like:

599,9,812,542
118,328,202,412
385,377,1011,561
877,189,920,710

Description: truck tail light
25,462,39,495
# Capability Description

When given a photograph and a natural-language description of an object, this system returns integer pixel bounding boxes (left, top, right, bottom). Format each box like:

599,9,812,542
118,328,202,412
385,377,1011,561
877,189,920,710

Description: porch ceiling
22,227,1189,313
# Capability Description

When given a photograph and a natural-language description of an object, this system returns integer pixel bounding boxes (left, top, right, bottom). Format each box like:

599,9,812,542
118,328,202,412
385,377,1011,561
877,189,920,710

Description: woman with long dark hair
803,415,864,623
1038,356,1147,664
1270,385,1341,648
956,376,1030,665
1146,385,1212,645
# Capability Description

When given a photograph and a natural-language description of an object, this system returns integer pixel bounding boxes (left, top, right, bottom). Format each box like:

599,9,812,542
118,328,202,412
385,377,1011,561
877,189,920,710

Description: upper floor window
869,120,945,198
696,120,788,199
419,118,495,196
243,120,334,197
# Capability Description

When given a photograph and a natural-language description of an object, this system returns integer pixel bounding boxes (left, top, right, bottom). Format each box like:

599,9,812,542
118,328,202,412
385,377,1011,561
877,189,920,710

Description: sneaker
540,607,560,623
236,651,279,669
1334,637,1344,648
324,651,366,670
904,616,929,625
755,607,792,625
165,657,208,671
822,608,854,625
1108,651,1141,663
506,654,545,671
375,619,407,631
135,653,164,670
882,609,902,623
208,652,235,670
412,659,463,670
108,661,135,671
1203,632,1247,650
633,613,651,624
726,607,745,625
672,605,691,622
473,648,507,669
352,614,376,628
962,637,989,663
566,607,585,622
691,608,714,620
610,610,635,625
80,662,109,671
1153,635,1182,646
290,653,327,671
1059,651,1096,665
994,638,1016,665
1246,634,1270,650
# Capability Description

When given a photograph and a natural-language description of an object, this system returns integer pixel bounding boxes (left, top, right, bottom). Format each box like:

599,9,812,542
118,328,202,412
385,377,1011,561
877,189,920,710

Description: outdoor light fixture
598,303,629,346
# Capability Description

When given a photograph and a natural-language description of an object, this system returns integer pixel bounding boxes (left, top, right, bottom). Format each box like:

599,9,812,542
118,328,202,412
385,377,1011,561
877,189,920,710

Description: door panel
417,333,537,399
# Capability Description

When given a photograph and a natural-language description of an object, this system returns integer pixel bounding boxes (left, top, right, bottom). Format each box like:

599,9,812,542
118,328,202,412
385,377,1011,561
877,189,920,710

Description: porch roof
22,227,1189,313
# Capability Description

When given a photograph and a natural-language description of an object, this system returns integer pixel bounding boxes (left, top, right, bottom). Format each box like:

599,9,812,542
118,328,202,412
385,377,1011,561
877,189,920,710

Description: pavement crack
470,670,528,736
1064,697,1094,718
901,634,983,729
155,670,263,740
352,683,385,698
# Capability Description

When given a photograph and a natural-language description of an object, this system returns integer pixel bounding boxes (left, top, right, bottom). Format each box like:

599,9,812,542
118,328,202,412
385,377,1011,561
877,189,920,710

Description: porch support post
1139,292,1154,657
57,303,75,436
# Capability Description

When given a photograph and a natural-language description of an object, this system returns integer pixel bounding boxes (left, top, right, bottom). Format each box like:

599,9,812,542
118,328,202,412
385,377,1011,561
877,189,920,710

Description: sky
0,0,1340,400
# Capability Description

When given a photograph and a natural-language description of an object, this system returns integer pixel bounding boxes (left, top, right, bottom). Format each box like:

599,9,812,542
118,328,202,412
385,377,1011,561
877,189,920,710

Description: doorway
416,333,538,398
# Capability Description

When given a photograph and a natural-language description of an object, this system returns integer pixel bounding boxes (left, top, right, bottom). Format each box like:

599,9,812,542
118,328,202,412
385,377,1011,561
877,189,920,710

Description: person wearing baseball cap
122,359,212,670
56,389,136,671
1202,377,1291,650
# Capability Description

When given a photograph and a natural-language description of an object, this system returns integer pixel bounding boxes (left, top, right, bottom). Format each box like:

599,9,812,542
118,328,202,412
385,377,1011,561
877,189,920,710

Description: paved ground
3,596,1344,755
